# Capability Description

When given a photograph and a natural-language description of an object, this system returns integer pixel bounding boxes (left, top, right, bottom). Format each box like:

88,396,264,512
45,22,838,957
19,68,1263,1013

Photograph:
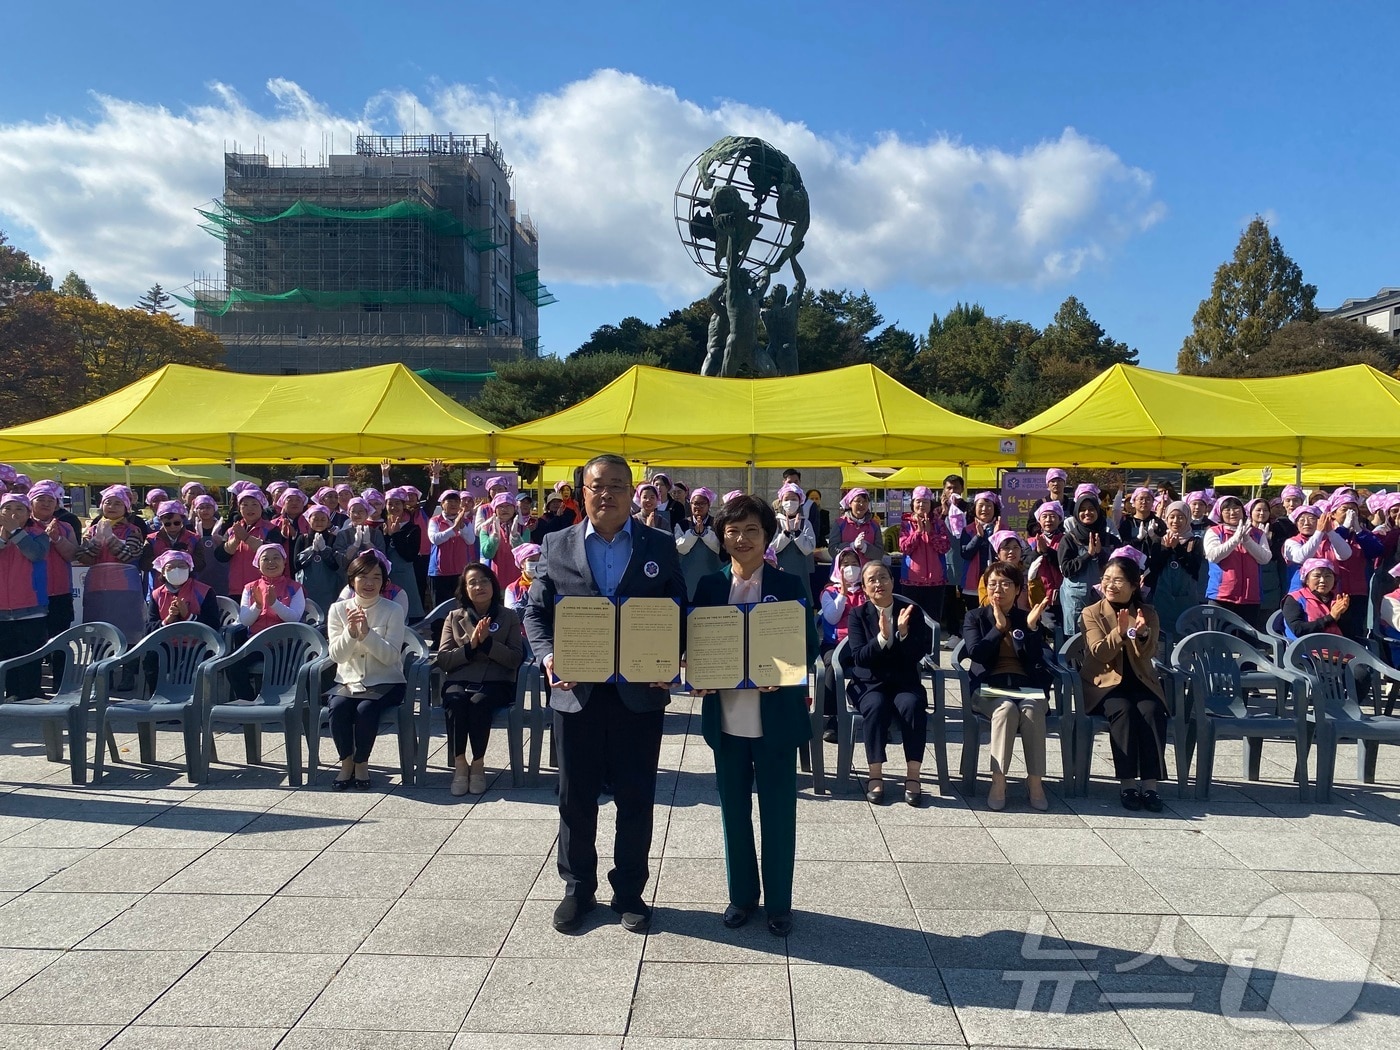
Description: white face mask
523,560,540,577
164,568,190,587
841,565,861,584
782,499,801,514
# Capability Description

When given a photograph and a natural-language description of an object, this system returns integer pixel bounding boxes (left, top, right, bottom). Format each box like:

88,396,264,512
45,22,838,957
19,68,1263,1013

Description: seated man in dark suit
524,453,686,935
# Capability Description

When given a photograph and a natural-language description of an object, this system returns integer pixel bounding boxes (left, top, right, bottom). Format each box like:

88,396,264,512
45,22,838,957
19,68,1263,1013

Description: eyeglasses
722,525,764,541
986,579,1017,591
584,483,629,497
1100,575,1130,586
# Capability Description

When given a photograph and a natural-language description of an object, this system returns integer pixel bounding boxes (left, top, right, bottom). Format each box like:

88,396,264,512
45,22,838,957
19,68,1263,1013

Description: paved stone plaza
2,680,1400,1050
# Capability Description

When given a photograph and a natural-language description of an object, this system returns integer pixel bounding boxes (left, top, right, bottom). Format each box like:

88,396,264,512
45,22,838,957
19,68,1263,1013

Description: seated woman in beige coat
437,562,524,796
1079,547,1168,813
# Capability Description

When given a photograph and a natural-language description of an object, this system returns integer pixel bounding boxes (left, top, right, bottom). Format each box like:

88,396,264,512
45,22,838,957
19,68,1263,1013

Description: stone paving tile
942,964,1138,1049
286,1031,454,1050
789,962,962,1045
359,897,520,957
0,848,92,892
900,861,1039,912
213,810,355,851
790,859,911,909
0,1024,124,1049
78,892,266,951
111,805,259,849
917,907,1084,973
461,957,637,1036
651,856,730,905
881,824,1006,864
280,850,431,898
1098,827,1247,870
404,853,545,900
34,846,206,893
788,904,933,968
1208,829,1369,873
0,891,141,949
217,894,392,954
500,899,647,960
629,961,791,1040
1262,872,1400,919
440,817,560,855
155,846,319,895
138,951,346,1027
106,1026,286,1049
0,949,60,998
0,949,202,1025
300,954,491,1032
1050,910,1223,975
327,816,461,854
1134,865,1288,916
987,827,1127,867
0,819,135,850
641,905,788,964
1018,863,1171,915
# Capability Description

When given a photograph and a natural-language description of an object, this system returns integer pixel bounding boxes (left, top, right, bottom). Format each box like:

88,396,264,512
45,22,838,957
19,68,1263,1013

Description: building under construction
181,133,555,401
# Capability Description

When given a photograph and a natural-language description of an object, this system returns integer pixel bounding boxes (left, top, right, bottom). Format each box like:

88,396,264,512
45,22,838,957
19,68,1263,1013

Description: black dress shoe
552,893,596,933
352,777,371,792
611,898,652,933
1120,787,1143,811
865,782,885,804
331,777,353,792
1140,789,1164,813
767,912,793,937
722,904,752,929
821,727,838,744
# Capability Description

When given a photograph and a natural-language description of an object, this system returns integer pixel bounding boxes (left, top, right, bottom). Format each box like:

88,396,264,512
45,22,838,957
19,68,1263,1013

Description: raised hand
471,616,492,647
1331,594,1350,617
992,601,1010,633
1027,594,1051,631
1116,607,1132,634
896,604,915,638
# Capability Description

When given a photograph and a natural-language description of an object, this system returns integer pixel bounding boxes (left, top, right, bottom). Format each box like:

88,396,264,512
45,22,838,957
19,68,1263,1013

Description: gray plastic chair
302,598,326,632
949,637,1074,797
197,622,327,786
215,595,241,629
0,622,127,784
90,622,225,783
1176,604,1285,664
1172,630,1309,800
307,635,424,785
832,604,952,794
1050,632,1192,798
1284,635,1400,801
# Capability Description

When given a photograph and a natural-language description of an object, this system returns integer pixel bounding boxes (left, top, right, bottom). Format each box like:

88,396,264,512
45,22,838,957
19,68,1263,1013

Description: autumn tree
1196,316,1400,378
0,294,83,424
1178,217,1319,374
0,229,52,299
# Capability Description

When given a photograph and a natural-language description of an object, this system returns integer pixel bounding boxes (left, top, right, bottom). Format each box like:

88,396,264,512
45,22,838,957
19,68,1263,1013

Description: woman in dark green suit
691,493,820,937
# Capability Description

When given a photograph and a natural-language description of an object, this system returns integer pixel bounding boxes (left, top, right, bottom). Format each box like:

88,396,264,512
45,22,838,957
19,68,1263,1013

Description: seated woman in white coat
326,550,408,791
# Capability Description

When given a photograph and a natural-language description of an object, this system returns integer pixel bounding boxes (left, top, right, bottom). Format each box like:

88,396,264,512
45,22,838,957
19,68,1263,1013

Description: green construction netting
415,369,497,384
197,199,504,252
513,269,558,307
173,287,501,326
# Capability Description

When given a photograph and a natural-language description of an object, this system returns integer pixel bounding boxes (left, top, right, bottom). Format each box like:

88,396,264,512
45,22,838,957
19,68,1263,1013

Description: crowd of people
2,456,1400,937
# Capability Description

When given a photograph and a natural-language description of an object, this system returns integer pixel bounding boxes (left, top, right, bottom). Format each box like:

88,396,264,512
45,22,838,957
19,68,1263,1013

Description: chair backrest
215,595,240,629
1265,608,1288,645
302,598,325,628
53,622,128,694
134,622,225,700
1171,630,1276,718
1284,634,1377,721
891,595,943,669
238,623,327,696
408,598,458,647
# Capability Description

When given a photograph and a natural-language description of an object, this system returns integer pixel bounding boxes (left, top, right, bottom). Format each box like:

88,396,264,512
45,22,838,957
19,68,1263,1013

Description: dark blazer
691,564,819,753
961,604,1051,693
523,519,686,713
845,599,933,697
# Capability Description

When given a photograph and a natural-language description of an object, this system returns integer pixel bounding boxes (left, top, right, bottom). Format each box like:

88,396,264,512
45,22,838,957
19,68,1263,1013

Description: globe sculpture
674,136,809,377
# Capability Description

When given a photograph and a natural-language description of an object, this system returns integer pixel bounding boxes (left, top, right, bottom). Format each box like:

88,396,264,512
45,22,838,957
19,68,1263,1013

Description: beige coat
1080,597,1165,709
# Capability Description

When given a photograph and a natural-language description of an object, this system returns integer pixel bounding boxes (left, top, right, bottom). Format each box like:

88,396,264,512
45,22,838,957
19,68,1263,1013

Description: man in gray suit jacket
524,453,686,934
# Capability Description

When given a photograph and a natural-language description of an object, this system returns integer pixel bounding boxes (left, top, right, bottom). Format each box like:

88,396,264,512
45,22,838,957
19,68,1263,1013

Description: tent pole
1180,464,1188,494
327,459,335,485
229,435,237,489
124,461,131,488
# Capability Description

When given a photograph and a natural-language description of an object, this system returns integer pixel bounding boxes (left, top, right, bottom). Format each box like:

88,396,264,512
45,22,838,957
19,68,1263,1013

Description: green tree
0,229,52,298
472,350,661,428
570,315,654,359
136,283,177,314
56,270,96,300
913,303,1039,422
1179,217,1319,374
1001,296,1138,424
1195,316,1400,378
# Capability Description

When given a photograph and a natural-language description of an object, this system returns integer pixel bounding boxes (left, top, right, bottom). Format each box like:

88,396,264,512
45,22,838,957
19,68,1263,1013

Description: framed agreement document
684,599,809,690
552,595,681,684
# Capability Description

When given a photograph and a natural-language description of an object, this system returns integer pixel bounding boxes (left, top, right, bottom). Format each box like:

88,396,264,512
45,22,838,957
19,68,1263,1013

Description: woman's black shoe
1140,789,1163,813
865,781,885,804
331,777,353,792
1120,787,1143,811
722,904,752,929
352,777,372,792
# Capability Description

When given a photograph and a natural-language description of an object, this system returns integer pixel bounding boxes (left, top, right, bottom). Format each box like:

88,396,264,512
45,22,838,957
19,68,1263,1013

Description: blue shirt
584,517,633,597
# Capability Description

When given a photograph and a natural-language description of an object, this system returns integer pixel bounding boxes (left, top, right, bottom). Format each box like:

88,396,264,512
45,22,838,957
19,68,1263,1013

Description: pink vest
898,517,949,587
227,522,274,597
243,576,302,635
414,508,431,557
429,513,471,578
1285,586,1342,638
835,516,882,564
1208,524,1261,604
39,519,74,597
1327,535,1367,596
154,579,211,622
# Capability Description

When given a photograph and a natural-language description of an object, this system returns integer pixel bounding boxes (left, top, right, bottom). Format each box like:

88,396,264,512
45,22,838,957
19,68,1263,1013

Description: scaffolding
513,270,558,308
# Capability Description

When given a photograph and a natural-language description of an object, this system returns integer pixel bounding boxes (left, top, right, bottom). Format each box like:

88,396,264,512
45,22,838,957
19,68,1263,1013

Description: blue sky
1,1,1393,371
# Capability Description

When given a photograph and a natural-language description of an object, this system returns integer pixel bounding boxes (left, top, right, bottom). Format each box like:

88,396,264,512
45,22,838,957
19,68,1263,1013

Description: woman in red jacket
898,484,950,623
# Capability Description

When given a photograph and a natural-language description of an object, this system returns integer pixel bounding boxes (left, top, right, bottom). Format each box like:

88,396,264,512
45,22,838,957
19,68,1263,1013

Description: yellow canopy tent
1016,363,1400,469
0,363,497,465
1213,466,1400,488
841,466,1000,489
2,461,257,487
493,364,1014,467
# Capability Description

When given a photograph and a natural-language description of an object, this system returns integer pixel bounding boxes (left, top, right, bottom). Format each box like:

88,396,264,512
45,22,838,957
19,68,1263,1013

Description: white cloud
0,70,1163,309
